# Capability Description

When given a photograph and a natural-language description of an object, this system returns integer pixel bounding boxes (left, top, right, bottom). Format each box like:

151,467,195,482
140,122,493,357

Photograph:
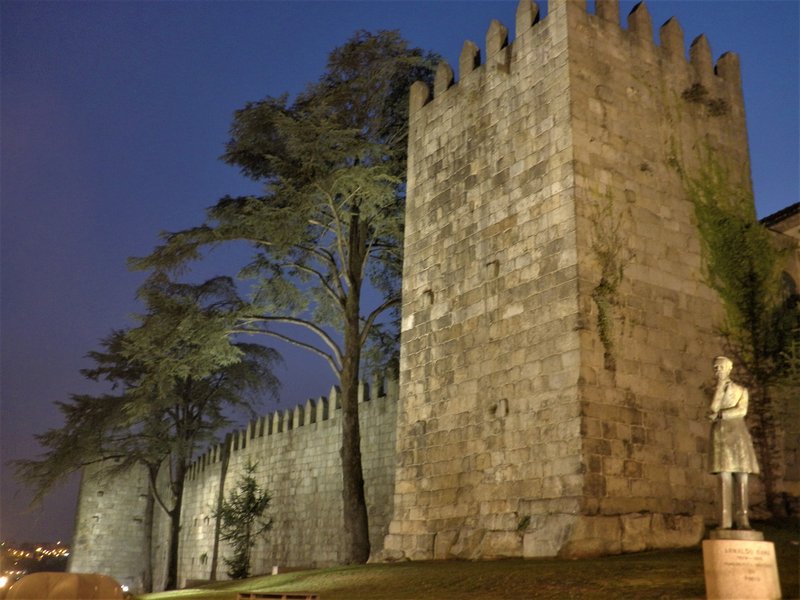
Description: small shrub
215,460,272,579
682,83,708,104
706,98,729,117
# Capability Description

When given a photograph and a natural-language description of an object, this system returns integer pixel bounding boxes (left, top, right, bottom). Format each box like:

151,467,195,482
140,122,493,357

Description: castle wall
564,0,750,554
385,0,585,561
385,0,754,560
70,0,796,581
177,380,398,586
68,461,151,593
68,379,397,591
764,208,800,498
784,396,800,497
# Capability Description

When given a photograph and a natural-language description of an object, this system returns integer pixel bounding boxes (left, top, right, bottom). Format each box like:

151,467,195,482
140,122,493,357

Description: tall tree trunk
165,461,186,590
340,301,370,563
142,488,154,592
340,212,370,564
210,434,232,581
245,521,253,577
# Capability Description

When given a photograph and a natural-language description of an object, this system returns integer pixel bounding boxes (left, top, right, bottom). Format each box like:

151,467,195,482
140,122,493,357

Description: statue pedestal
708,529,765,541
703,533,781,599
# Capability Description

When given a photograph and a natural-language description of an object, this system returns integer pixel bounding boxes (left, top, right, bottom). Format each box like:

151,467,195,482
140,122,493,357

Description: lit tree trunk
340,211,370,564
165,461,186,590
142,488,154,592
210,434,232,581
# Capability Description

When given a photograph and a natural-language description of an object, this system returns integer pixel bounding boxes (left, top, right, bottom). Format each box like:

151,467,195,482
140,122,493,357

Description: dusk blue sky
2,1,798,544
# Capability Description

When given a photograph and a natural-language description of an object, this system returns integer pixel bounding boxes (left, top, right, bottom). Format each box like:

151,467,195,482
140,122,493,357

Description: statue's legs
733,472,751,529
719,472,733,529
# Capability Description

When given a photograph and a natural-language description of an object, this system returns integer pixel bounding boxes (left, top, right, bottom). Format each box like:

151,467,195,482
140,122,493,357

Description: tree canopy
133,30,438,563
15,275,281,589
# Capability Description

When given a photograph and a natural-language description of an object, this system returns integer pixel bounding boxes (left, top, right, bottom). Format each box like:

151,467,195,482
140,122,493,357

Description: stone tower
383,0,751,560
68,462,154,592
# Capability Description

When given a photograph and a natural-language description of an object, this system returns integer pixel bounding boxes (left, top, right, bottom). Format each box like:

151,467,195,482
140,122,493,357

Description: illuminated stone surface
703,539,781,600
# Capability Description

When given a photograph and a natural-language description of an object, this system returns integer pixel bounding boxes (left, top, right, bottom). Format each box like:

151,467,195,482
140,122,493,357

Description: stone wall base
551,513,705,558
379,512,705,562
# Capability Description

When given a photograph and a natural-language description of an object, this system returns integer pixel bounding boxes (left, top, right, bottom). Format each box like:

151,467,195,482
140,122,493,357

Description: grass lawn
138,519,798,600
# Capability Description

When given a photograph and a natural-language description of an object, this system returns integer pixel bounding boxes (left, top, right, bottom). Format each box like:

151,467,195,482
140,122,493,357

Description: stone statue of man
707,356,760,530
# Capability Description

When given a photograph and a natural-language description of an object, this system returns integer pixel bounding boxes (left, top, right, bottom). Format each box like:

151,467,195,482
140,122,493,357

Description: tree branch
283,262,344,308
318,185,350,293
148,464,173,517
360,295,401,347
296,244,347,302
232,324,341,376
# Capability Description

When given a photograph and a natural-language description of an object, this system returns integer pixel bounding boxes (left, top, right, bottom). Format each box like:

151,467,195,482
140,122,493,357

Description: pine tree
133,31,437,562
215,460,272,579
15,275,281,589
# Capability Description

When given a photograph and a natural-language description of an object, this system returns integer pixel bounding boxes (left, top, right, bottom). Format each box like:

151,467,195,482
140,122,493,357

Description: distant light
121,585,129,592
0,576,8,589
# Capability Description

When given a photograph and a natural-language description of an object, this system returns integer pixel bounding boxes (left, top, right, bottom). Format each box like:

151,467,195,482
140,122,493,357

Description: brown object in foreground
5,572,124,599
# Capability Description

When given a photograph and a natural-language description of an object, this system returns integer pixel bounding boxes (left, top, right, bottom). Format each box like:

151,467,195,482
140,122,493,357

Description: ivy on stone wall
681,83,730,118
678,151,790,369
590,193,632,372
675,147,800,515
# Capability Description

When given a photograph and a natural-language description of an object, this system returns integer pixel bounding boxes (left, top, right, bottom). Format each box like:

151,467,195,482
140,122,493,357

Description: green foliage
682,83,709,104
15,276,281,589
16,280,280,490
776,332,800,397
132,30,437,564
680,149,800,514
706,98,730,117
215,460,272,579
125,275,245,400
589,193,632,371
516,515,531,532
681,83,730,117
133,31,437,376
682,153,797,381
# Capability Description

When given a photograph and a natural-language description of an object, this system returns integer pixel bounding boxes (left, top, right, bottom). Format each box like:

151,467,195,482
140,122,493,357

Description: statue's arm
707,385,724,420
720,385,748,419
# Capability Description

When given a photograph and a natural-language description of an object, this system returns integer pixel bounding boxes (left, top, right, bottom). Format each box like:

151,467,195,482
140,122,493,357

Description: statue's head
713,356,733,378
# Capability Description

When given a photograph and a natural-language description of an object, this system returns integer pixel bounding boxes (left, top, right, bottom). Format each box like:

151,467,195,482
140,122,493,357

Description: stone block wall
68,378,398,591
763,207,800,499
784,395,800,498
566,0,749,552
384,0,752,560
177,379,398,586
385,0,585,561
68,461,152,593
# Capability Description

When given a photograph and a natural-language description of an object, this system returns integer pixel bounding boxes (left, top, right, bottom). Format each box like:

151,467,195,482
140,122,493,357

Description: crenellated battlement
178,373,401,579
410,0,742,116
185,375,399,481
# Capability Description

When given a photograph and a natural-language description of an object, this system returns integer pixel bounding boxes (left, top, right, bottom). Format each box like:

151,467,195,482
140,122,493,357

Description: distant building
762,202,800,294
